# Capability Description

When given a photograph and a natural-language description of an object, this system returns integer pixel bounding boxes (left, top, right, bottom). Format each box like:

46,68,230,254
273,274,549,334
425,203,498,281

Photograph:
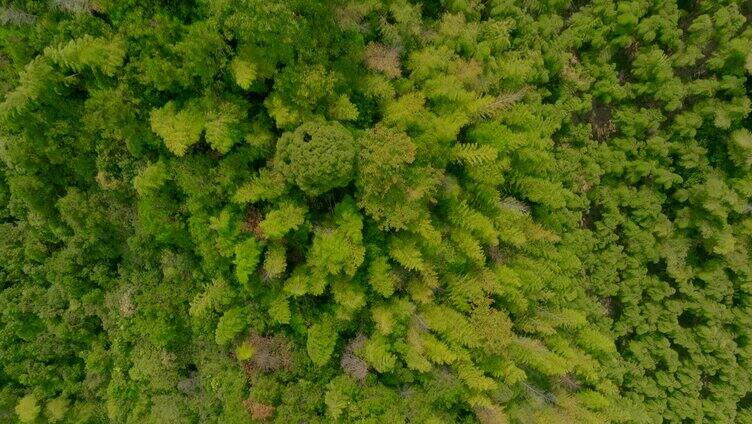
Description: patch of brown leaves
340,334,368,382
475,405,509,424
590,100,616,141
242,208,265,239
244,399,275,422
363,43,402,78
241,333,293,376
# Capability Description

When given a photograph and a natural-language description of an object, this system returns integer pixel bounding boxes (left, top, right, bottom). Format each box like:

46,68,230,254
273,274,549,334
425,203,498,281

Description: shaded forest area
0,0,751,422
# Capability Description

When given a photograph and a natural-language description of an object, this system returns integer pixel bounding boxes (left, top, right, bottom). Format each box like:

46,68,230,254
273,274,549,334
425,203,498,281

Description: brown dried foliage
478,87,528,120
340,334,369,382
475,405,509,424
485,245,504,264
53,0,103,14
363,43,402,78
589,101,616,141
243,208,265,239
450,58,484,89
334,2,372,30
557,374,583,391
244,399,275,422
241,333,293,376
118,289,135,317
599,296,619,318
0,7,36,25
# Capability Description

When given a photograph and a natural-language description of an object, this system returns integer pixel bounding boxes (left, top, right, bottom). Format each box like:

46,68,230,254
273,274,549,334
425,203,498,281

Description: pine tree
307,321,338,367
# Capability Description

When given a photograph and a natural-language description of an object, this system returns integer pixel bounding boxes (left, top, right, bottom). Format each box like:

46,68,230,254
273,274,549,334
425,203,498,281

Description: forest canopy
0,0,751,423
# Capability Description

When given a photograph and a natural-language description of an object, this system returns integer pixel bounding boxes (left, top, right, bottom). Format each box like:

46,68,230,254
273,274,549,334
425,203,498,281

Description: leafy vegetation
0,0,750,422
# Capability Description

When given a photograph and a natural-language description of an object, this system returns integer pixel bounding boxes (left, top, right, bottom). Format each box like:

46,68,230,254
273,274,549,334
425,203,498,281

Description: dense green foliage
0,0,750,422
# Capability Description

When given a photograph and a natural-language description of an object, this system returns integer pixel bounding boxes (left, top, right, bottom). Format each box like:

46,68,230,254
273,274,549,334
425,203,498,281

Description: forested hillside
0,0,750,422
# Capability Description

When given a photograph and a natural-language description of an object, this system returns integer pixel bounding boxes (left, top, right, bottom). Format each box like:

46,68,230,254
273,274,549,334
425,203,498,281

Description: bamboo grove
0,0,750,422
